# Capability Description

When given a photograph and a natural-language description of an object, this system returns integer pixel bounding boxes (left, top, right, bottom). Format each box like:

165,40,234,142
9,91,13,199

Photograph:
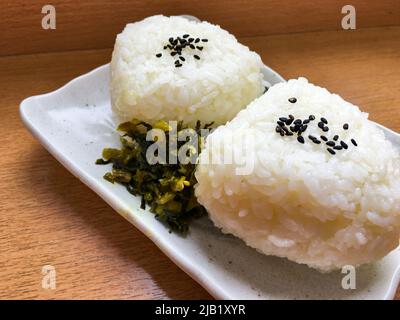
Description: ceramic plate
20,61,400,299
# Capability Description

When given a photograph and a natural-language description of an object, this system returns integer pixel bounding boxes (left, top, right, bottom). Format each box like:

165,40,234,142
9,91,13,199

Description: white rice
195,77,400,272
110,15,264,126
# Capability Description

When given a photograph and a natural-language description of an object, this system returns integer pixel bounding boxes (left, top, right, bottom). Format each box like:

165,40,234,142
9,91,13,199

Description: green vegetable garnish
96,119,213,233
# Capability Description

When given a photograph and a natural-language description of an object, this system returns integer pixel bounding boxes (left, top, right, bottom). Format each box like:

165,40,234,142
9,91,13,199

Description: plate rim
19,63,400,300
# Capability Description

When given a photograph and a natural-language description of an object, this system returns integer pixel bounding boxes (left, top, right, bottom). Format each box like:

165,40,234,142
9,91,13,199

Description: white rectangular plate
20,63,400,300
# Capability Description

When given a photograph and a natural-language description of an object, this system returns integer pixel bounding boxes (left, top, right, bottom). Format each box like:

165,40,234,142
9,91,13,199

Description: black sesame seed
303,119,310,124
343,123,349,130
309,115,315,121
297,136,305,144
326,141,336,147
279,117,288,122
320,135,328,142
175,60,180,65
333,146,343,150
288,114,294,120
321,117,328,124
202,38,208,42
300,125,308,133
189,38,194,42
308,135,316,140
288,97,297,103
294,119,302,125
179,56,185,61
171,52,177,56
327,148,336,155
282,126,290,134
196,46,204,50
169,37,174,43
195,38,200,43
313,139,321,144
175,63,183,68
340,141,348,149
293,125,301,132
190,44,196,49
333,135,339,141
276,126,283,133
351,139,358,146
163,46,167,49
286,132,294,136
290,126,295,132
156,53,162,58
322,126,329,132
277,121,285,127
194,54,200,60
318,122,325,129
280,131,285,136
285,118,294,125
183,34,190,38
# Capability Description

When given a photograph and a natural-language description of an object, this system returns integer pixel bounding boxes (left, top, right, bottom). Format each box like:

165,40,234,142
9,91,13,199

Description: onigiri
195,77,400,272
110,15,264,126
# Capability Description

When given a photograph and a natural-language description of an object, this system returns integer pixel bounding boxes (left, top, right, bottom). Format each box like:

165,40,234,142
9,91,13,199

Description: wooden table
1,1,399,299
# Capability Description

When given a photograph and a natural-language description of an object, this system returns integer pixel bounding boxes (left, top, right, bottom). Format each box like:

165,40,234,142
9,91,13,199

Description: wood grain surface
1,25,400,299
1,0,400,56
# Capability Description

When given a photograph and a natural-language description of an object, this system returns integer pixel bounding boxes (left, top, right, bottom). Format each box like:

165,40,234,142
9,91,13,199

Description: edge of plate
19,62,399,300
384,260,400,299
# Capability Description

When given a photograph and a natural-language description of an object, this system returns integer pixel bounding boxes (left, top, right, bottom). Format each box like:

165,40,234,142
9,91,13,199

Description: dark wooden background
1,0,399,56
